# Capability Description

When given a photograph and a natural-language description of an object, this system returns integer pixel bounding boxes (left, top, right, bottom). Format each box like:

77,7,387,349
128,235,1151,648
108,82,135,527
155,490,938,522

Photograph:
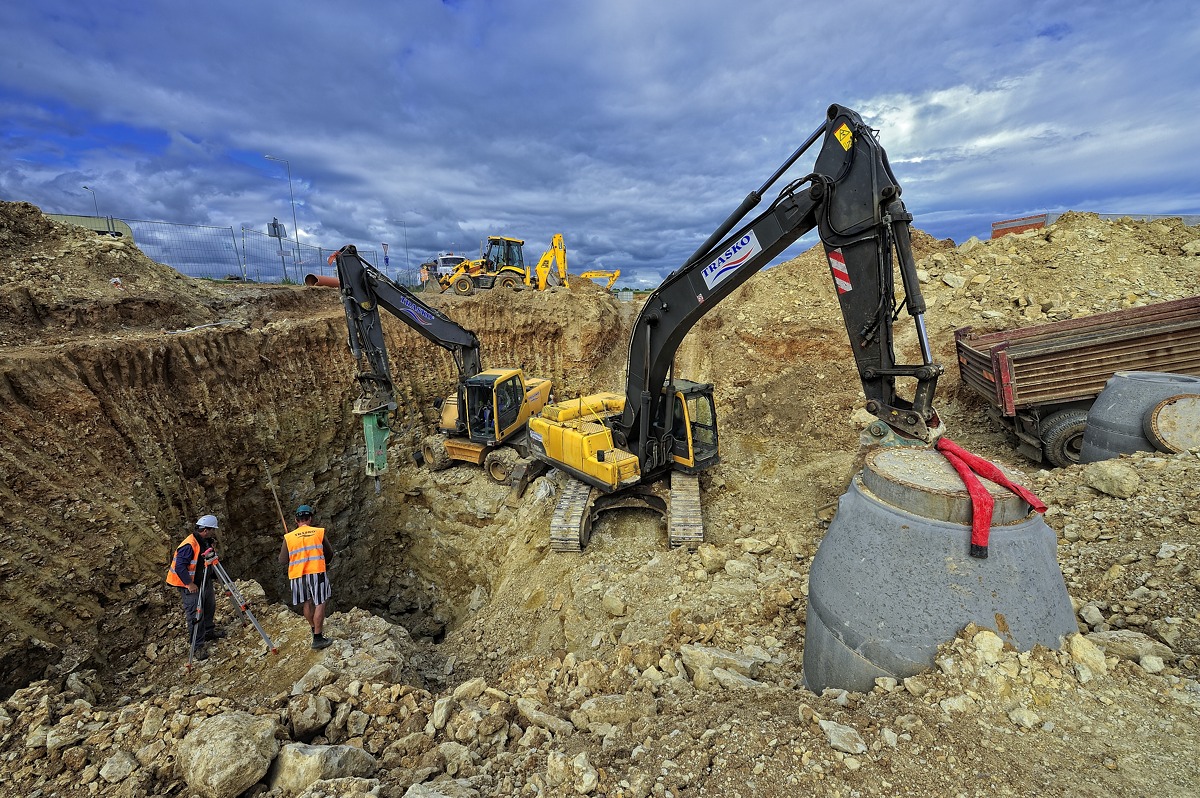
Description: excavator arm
579,269,621,290
533,234,568,290
616,103,943,478
333,245,483,479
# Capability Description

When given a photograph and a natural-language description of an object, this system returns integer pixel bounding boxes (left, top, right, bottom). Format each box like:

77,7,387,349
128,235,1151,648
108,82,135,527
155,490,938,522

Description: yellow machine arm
578,269,621,290
533,234,568,290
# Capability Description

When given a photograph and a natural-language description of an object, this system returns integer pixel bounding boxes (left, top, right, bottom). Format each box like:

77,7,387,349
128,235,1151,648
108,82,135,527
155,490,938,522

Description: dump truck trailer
954,294,1200,467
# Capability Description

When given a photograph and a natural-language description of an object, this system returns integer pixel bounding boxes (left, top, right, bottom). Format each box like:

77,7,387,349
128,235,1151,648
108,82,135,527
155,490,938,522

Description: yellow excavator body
528,391,641,491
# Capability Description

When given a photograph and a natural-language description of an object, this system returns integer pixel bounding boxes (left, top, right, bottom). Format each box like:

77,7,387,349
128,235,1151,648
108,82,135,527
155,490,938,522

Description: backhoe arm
534,234,568,289
333,244,484,478
617,104,942,471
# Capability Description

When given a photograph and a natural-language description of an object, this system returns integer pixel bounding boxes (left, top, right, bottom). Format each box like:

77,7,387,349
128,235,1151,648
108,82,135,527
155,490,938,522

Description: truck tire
484,447,520,484
421,435,452,470
1040,410,1088,468
452,275,475,296
496,273,521,290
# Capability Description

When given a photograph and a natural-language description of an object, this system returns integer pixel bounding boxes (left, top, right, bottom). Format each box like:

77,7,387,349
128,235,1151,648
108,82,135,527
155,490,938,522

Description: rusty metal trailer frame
955,295,1200,465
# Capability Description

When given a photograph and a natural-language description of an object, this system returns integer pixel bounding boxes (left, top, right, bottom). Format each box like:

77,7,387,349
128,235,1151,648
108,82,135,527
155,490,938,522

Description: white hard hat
196,514,219,529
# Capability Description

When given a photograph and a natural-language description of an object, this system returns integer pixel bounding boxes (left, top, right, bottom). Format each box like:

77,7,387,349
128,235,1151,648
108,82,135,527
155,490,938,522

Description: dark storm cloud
1,0,1198,287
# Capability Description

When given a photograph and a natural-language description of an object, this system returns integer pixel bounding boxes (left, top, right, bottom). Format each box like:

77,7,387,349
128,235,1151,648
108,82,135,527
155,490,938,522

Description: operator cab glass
464,375,500,443
670,380,719,471
464,372,524,443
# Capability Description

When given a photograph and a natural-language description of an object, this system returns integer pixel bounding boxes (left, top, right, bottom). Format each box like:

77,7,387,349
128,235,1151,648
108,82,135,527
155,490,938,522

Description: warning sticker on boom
828,248,852,294
834,123,853,151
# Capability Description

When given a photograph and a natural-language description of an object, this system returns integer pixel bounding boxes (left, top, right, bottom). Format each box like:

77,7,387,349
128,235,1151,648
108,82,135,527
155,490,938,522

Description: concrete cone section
1079,371,1200,463
802,446,1076,694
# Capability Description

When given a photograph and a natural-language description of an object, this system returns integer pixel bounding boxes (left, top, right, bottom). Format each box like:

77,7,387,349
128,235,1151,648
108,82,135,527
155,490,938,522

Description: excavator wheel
496,273,521,290
421,435,452,471
484,447,521,484
452,275,475,296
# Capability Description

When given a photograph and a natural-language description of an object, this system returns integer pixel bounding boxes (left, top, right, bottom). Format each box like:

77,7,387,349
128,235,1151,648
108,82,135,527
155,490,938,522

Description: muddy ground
1,199,1199,797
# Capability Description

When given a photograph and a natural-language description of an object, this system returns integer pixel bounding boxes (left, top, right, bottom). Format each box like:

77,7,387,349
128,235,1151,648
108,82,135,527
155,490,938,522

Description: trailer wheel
1041,410,1088,468
452,275,475,296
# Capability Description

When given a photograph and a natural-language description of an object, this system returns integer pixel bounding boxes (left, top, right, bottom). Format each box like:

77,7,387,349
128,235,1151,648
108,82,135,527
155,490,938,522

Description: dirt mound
1,199,1199,797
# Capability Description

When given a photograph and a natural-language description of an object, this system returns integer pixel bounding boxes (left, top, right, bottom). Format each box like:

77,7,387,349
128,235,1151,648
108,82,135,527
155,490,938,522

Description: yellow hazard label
834,123,853,151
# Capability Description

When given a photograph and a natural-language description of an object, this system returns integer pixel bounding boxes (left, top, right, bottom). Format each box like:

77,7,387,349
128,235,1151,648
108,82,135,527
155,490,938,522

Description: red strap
935,438,1046,559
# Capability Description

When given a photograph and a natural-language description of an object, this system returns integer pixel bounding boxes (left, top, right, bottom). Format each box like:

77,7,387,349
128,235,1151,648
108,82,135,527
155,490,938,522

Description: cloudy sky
2,1,1198,287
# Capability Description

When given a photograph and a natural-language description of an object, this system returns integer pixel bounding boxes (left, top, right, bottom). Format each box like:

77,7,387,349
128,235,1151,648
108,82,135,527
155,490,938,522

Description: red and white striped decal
828,248,852,294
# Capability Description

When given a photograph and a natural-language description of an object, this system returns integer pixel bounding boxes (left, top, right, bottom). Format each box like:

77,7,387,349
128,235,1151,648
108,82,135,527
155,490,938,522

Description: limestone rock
270,743,380,797
818,719,867,754
289,693,333,740
1086,629,1175,662
1082,461,1141,498
179,711,280,798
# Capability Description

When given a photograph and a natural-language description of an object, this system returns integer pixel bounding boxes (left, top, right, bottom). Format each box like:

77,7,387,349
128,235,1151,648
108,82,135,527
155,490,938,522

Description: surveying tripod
187,548,279,670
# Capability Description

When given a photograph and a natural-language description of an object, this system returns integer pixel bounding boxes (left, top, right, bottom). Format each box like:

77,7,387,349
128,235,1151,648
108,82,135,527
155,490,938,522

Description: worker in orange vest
166,515,224,660
278,504,335,650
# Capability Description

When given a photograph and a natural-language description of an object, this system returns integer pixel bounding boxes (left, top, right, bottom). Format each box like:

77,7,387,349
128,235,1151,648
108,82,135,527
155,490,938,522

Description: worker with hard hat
166,514,225,660
278,504,335,650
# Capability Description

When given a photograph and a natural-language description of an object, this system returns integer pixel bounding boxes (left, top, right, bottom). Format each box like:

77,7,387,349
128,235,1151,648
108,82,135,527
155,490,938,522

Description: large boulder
178,711,281,798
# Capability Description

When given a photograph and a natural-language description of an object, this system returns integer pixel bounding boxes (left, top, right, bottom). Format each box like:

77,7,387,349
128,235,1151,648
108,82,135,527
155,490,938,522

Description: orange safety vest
284,525,327,579
165,534,201,587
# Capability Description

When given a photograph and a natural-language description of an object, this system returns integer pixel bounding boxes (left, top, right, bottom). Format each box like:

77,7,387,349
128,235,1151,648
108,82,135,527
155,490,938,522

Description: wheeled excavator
527,103,945,551
333,245,553,493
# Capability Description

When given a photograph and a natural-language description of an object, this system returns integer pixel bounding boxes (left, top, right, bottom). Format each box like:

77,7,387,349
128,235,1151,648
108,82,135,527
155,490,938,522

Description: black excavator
334,246,552,494
528,103,945,551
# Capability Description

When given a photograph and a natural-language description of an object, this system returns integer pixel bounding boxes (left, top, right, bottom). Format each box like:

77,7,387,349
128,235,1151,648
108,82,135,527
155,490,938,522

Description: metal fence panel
115,217,418,285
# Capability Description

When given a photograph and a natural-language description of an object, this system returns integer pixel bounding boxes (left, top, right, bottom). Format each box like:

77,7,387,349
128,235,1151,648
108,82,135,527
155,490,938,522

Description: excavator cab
463,369,533,444
668,380,719,471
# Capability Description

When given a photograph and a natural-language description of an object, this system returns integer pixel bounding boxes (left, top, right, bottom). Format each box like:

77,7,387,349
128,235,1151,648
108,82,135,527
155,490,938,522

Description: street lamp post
264,155,300,265
81,185,99,218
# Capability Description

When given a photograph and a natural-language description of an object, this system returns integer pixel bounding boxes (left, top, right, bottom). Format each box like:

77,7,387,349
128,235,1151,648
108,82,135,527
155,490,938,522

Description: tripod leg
212,563,278,654
186,569,210,670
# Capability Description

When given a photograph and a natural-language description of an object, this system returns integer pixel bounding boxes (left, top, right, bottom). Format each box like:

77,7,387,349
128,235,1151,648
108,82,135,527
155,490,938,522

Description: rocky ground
1,200,1199,797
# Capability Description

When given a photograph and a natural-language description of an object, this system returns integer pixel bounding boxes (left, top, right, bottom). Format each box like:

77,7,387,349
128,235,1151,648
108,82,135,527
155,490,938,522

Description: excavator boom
533,234,568,290
615,103,941,478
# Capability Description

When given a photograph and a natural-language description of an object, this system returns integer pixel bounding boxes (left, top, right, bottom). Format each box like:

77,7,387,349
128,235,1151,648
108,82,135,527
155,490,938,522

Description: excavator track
550,478,597,552
667,472,704,549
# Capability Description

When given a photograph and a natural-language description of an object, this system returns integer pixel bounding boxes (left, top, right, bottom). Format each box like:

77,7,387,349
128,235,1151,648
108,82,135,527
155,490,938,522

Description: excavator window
496,376,523,432
671,395,691,460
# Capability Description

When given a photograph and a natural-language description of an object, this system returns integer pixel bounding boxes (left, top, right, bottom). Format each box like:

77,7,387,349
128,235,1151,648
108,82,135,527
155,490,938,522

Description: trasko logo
701,230,762,290
398,295,435,325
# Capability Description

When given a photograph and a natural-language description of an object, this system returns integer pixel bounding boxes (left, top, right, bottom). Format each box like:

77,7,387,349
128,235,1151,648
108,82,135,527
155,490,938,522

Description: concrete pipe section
802,446,1076,695
1080,371,1200,463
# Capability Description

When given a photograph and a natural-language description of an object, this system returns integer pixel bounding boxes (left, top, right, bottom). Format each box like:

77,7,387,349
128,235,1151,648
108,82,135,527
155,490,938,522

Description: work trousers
179,582,216,647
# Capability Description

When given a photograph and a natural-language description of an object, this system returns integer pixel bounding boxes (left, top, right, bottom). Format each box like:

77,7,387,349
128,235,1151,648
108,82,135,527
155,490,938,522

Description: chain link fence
118,218,419,285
